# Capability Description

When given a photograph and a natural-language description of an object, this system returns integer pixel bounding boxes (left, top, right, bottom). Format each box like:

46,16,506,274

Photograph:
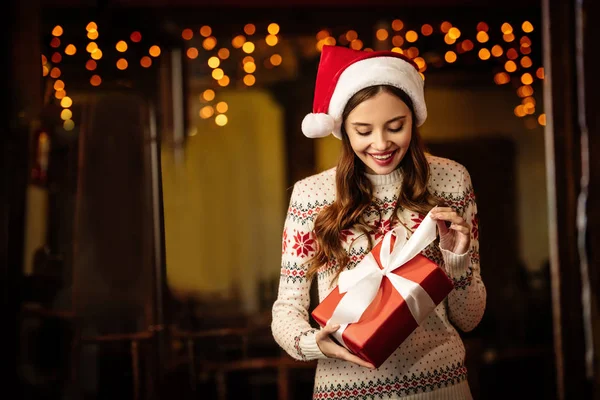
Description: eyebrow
350,115,407,127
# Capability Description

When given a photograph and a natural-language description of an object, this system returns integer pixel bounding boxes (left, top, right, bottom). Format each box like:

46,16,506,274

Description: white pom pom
301,113,335,138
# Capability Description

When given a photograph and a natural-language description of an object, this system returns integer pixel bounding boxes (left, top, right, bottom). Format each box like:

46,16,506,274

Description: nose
371,130,391,151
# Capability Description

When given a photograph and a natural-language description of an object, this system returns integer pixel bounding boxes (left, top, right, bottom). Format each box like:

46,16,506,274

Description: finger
431,211,464,225
449,223,471,236
338,350,376,369
317,324,340,340
436,219,449,236
431,206,454,214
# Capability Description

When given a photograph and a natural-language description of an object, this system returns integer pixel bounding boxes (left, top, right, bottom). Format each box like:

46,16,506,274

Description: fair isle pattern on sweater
272,155,486,400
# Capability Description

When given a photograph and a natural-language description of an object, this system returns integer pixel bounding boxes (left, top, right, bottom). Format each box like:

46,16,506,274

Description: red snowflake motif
471,214,479,240
371,219,392,240
340,229,354,243
282,228,288,254
292,231,315,258
411,214,425,230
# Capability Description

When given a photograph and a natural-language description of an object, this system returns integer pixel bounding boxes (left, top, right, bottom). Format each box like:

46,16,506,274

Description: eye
356,130,372,136
389,125,404,133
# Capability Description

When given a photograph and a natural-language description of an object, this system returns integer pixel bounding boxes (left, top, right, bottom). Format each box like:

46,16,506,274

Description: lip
368,149,397,166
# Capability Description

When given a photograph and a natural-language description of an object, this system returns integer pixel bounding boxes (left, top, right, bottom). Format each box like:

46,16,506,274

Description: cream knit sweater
271,155,486,399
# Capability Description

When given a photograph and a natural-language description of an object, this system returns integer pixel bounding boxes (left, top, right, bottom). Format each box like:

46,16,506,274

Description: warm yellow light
199,106,214,119
244,24,256,35
461,40,474,52
50,67,61,78
53,80,65,91
60,96,72,108
520,56,533,68
52,25,63,36
419,72,425,81
522,21,534,33
376,29,389,41
536,67,545,79
514,105,526,117
87,30,99,40
86,42,98,53
63,119,75,131
116,40,128,52
182,28,193,40
501,23,513,34
200,26,212,37
41,54,47,64
445,51,457,63
90,75,102,86
215,114,228,126
218,76,230,87
517,85,534,97
392,19,404,31
216,101,228,113
218,48,230,59
203,37,217,51
491,45,503,57
505,60,517,72
414,57,426,71
268,23,280,35
86,22,97,31
316,30,330,41
448,27,461,40
266,34,278,46
60,109,72,120
208,56,220,68
243,62,256,73
116,58,128,70
494,72,510,85
345,30,358,41
140,56,152,68
405,30,418,42
503,33,515,42
421,24,433,36
50,38,61,48
242,42,255,53
232,35,246,48
440,21,452,33
202,89,215,101
270,54,282,66
186,47,199,59
243,56,254,64
54,89,65,99
42,65,49,77
391,47,403,54
520,45,532,55
243,74,256,86
406,47,419,58
86,60,97,71
65,44,77,55
521,73,534,85
51,52,62,64
350,39,363,50
476,22,489,32
476,31,489,43
211,68,224,80
392,35,404,47
507,48,519,60
444,34,456,45
538,113,546,126
91,49,103,60
478,48,491,60
149,45,161,57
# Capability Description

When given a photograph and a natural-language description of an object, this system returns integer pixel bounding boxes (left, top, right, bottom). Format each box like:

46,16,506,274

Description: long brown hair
307,85,440,281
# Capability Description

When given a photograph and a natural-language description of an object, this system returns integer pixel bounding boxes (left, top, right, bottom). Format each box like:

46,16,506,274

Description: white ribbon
327,211,438,347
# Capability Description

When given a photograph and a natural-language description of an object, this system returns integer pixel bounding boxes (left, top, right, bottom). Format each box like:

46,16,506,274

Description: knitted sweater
271,155,486,399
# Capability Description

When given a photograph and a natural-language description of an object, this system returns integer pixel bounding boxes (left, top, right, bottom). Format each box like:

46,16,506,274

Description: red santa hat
301,45,427,139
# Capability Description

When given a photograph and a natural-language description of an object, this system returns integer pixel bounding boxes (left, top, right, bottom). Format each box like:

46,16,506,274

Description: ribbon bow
328,211,438,346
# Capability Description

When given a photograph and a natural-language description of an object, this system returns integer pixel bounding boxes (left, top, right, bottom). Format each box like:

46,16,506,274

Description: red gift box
311,234,454,368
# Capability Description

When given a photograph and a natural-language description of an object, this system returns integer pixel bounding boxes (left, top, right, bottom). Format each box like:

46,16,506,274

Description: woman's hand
430,206,471,255
316,323,375,369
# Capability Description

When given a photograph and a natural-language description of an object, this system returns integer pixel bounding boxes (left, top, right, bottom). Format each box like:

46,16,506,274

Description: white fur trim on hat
301,113,335,138
328,56,427,139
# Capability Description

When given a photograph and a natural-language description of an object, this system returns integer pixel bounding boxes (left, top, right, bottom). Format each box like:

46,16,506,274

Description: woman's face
344,90,413,175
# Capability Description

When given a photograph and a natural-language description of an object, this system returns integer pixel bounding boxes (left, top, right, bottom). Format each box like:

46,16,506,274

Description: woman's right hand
315,323,376,369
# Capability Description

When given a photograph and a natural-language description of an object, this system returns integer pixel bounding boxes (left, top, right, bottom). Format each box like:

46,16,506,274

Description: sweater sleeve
271,183,327,361
439,166,487,332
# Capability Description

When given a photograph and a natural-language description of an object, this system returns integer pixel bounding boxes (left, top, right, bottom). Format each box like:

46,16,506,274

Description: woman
272,45,486,399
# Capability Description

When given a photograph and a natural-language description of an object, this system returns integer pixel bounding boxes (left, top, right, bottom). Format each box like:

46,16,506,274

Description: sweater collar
365,167,403,186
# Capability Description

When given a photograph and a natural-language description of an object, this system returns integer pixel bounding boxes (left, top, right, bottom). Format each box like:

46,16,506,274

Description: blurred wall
161,89,286,314
315,85,549,274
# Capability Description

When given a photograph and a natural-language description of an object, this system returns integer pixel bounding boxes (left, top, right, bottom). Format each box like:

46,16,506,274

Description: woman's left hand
430,207,471,255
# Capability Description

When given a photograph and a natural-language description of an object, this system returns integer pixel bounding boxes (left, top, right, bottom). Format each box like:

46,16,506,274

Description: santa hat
301,45,427,139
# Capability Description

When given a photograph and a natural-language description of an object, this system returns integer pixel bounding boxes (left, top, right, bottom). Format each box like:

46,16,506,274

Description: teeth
372,153,393,160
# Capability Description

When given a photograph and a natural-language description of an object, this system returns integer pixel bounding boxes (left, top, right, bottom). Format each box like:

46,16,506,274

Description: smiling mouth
369,150,396,161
